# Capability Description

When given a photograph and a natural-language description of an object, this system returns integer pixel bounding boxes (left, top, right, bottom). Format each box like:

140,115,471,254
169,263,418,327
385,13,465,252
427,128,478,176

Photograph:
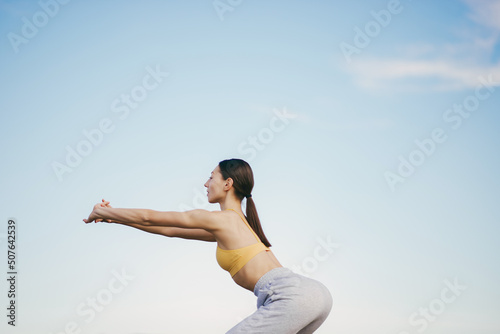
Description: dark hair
218,158,272,247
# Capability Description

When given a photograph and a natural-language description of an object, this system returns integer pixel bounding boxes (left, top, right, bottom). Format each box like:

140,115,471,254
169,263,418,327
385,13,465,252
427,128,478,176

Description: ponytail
245,196,271,247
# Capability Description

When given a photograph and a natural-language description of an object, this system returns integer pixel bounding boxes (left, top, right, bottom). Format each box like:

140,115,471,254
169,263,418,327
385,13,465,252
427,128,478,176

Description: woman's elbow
142,209,154,226
142,209,174,227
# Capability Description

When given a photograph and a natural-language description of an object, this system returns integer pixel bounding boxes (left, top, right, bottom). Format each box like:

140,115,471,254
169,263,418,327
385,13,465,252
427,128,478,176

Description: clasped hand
83,199,112,223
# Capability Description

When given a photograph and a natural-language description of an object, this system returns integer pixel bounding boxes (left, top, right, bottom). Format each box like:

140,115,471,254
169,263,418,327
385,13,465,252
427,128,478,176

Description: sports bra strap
225,209,261,242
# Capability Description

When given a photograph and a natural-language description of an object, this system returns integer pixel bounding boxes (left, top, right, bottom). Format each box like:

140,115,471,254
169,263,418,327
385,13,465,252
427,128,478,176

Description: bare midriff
231,249,283,291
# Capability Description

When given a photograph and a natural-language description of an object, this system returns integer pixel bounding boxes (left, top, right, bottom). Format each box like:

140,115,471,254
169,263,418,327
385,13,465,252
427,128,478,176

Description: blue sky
1,0,499,333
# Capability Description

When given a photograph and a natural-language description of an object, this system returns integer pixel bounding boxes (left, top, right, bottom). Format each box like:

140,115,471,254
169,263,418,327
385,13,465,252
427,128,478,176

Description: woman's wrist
94,206,109,220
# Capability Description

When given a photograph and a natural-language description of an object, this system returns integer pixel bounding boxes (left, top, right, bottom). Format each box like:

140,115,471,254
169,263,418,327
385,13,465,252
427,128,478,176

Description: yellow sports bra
216,209,270,277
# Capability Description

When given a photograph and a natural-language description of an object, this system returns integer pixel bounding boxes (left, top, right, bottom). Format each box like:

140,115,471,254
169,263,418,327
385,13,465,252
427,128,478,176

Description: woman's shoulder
188,209,241,228
178,209,229,232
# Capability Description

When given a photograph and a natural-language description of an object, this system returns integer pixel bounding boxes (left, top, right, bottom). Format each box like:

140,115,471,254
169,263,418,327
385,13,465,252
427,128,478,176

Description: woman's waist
231,252,283,291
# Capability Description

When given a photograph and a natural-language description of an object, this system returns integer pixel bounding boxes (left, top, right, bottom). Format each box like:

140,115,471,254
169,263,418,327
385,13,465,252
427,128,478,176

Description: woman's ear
224,177,234,190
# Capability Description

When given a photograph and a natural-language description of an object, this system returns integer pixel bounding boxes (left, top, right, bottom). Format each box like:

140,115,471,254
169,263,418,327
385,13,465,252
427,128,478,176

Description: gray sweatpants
226,267,333,334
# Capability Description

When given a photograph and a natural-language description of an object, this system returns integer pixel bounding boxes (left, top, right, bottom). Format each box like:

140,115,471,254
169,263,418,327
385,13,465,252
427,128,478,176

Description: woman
83,158,332,333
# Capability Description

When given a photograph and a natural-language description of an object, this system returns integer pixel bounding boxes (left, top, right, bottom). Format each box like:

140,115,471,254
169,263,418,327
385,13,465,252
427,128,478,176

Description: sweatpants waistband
253,267,293,296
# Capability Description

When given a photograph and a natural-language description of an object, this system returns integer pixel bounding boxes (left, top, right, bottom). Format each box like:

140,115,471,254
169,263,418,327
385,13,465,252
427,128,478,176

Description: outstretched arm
85,207,219,230
114,222,216,242
83,200,219,240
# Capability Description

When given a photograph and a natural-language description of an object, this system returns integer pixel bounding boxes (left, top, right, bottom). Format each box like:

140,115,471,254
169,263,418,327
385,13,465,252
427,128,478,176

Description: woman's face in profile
204,166,226,203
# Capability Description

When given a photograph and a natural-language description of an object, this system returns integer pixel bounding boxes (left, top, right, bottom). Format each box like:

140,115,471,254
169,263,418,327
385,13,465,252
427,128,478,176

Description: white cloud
344,0,500,92
348,59,500,92
463,0,500,31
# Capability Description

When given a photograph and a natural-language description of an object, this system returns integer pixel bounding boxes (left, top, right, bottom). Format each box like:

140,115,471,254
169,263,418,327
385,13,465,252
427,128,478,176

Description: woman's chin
207,196,220,204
